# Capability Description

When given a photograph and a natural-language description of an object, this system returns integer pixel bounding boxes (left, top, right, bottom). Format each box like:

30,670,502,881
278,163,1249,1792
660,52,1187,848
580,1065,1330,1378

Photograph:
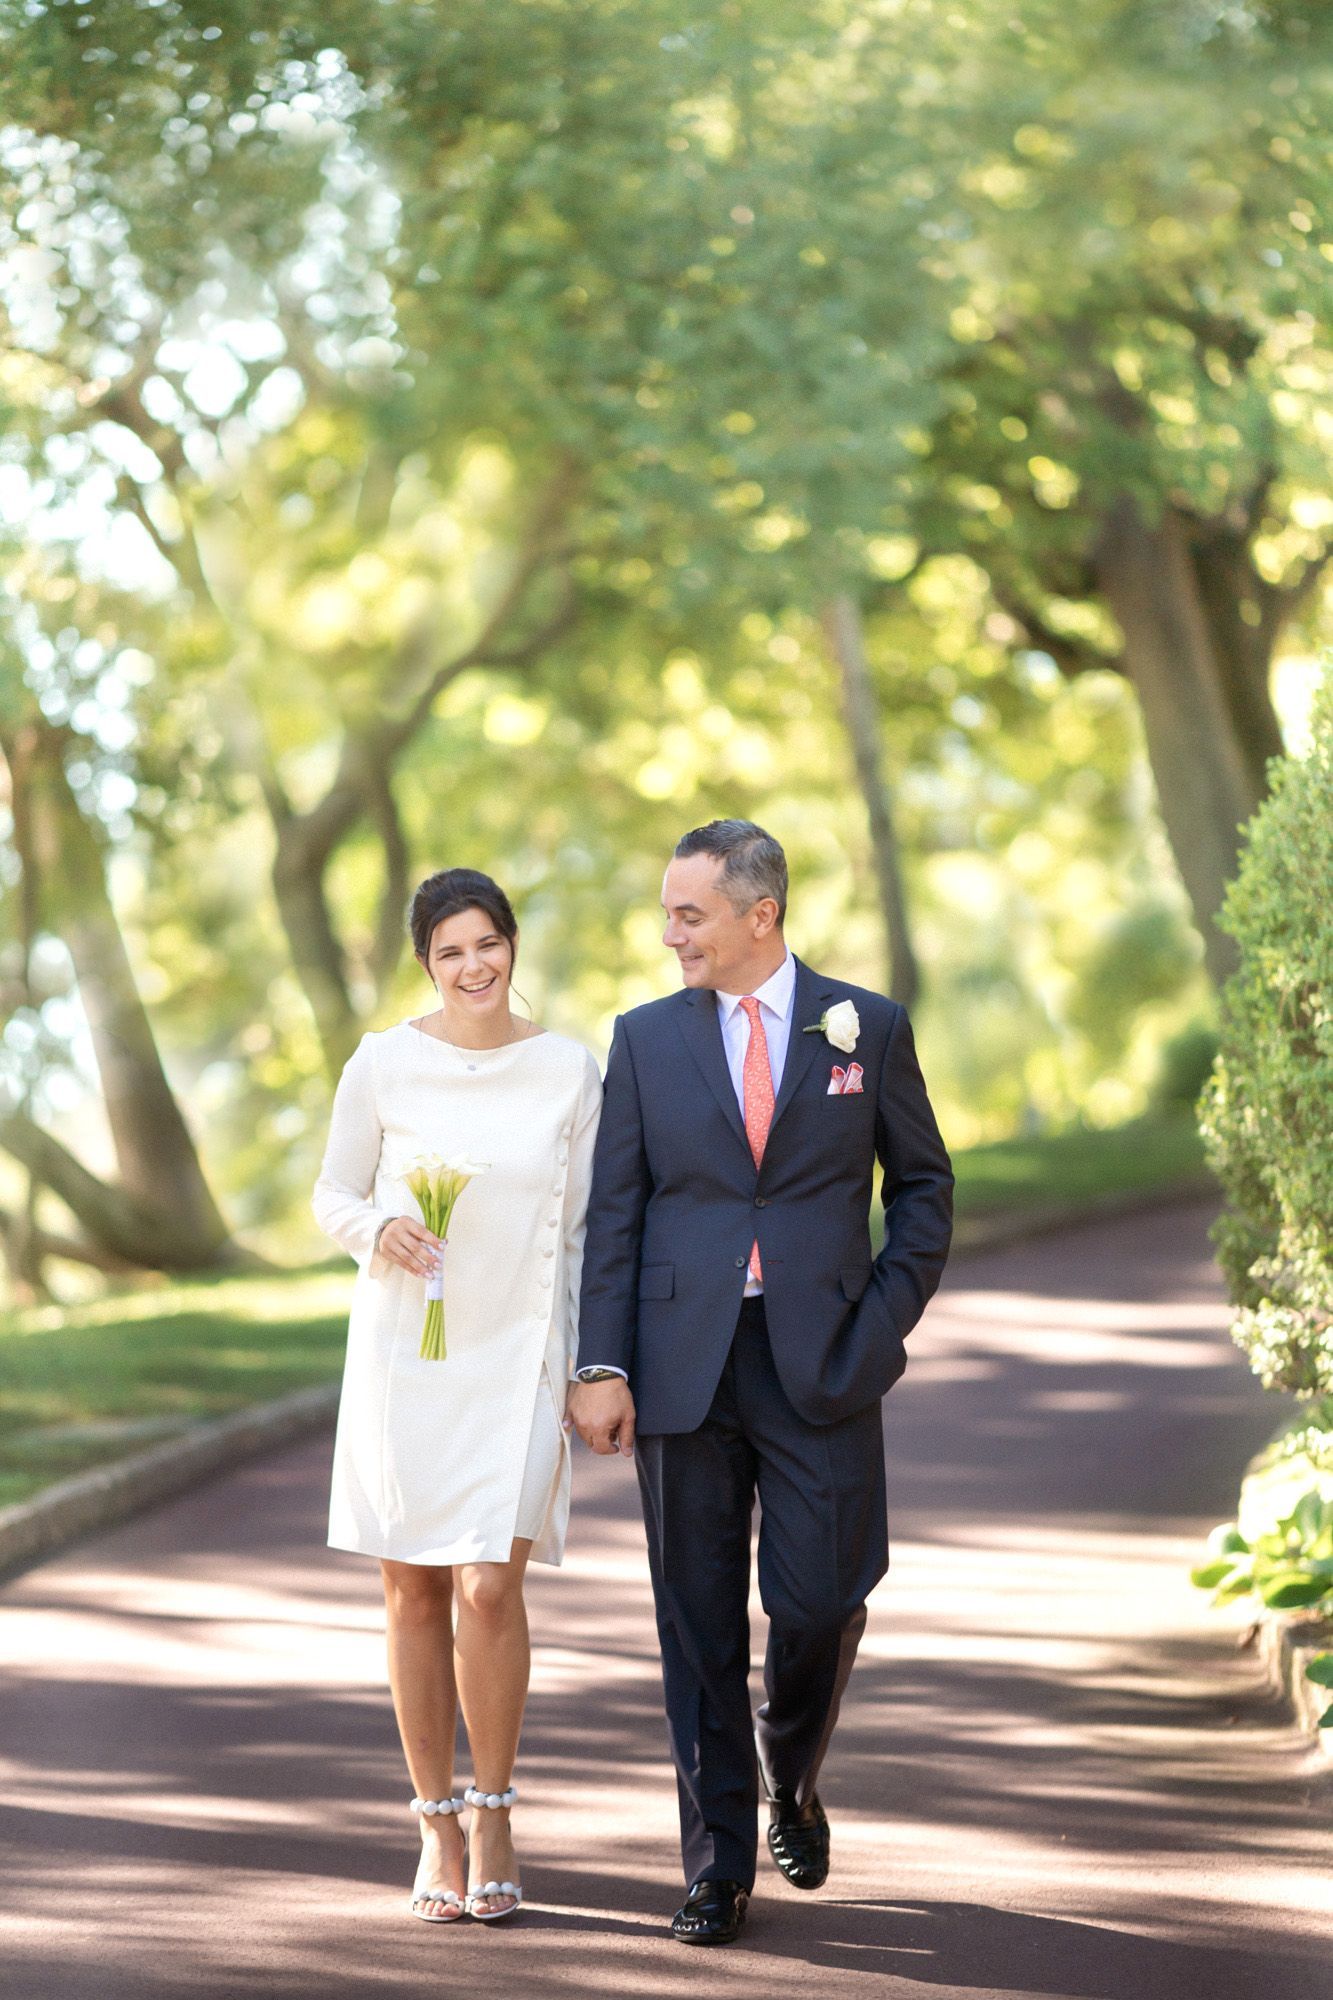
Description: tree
887,0,1333,977
0,713,246,1271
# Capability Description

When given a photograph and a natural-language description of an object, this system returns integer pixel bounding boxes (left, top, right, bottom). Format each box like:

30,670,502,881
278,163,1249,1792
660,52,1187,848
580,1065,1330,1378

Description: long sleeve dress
312,1022,603,1567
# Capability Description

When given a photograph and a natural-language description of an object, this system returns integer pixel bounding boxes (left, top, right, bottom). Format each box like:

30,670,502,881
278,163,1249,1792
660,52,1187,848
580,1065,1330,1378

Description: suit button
754,1197,767,1208
735,1257,746,1267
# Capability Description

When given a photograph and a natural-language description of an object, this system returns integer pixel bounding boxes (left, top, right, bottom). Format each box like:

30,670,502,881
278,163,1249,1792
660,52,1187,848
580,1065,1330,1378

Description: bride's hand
377,1216,442,1278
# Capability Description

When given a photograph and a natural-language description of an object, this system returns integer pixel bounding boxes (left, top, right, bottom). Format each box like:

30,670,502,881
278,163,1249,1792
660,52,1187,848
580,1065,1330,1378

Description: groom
569,820,953,1945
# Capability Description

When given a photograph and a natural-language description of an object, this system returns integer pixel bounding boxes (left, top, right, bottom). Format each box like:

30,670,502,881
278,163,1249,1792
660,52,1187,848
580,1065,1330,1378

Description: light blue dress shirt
574,948,797,1378
714,947,796,1296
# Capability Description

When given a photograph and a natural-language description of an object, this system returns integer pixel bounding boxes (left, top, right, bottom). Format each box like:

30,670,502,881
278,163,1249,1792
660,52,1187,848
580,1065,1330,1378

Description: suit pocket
638,1263,675,1300
839,1265,871,1303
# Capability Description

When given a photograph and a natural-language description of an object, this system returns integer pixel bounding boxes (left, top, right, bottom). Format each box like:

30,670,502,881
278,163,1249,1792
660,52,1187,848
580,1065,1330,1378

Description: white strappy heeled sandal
463,1784,523,1920
408,1793,468,1923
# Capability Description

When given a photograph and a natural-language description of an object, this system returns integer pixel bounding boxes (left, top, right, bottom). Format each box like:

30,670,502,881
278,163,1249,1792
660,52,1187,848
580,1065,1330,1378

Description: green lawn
951,1111,1209,1229
0,1112,1213,1509
0,1266,353,1509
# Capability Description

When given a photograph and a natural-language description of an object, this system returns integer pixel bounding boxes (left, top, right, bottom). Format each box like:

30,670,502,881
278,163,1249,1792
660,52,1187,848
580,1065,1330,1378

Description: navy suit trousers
635,1297,888,1889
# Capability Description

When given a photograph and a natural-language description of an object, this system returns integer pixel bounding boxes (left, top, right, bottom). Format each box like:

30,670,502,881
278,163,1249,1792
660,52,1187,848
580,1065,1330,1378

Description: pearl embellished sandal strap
410,1794,467,1816
463,1783,517,1809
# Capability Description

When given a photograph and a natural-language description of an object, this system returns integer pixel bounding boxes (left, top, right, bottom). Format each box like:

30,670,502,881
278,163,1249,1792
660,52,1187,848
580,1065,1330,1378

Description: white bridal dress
312,1022,602,1567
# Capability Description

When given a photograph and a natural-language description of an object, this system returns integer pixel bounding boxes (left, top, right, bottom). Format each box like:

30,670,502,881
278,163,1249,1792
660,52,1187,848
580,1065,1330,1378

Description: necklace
415,1010,531,1072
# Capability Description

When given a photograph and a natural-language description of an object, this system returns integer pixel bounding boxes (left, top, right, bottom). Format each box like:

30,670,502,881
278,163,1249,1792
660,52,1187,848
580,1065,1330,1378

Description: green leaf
1319,1704,1333,1730
1260,1574,1332,1610
1204,1523,1250,1558
1191,1560,1244,1590
1210,1573,1259,1606
1304,1653,1333,1688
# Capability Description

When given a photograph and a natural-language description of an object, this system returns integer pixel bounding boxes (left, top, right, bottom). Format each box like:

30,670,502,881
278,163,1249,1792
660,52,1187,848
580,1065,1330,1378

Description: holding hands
567,1378,637,1459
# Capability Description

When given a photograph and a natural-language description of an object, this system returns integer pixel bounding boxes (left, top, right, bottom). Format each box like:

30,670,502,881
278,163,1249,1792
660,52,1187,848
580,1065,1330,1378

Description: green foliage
0,1264,350,1506
1200,672,1333,1397
1305,1651,1333,1730
1190,1490,1333,1614
3,0,1332,1271
951,1110,1206,1225
1154,1020,1220,1112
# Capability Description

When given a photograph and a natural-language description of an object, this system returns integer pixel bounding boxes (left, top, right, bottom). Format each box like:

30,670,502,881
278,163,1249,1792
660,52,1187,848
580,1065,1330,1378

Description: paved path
3,1203,1330,1998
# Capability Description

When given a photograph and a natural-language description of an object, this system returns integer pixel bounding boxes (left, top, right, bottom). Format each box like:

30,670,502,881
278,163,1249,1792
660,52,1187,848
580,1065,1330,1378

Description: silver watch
575,1366,624,1384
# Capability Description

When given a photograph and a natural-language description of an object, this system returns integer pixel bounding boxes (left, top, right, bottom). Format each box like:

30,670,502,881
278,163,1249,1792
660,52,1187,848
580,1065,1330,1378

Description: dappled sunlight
2,1205,1330,1997
931,1292,1226,1369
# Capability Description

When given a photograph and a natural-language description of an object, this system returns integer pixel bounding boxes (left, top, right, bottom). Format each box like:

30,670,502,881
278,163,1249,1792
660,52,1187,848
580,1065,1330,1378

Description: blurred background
1,2,1330,1493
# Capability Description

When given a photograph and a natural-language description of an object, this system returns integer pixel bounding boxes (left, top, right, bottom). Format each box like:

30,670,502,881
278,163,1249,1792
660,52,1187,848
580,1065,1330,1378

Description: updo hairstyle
410,869,519,970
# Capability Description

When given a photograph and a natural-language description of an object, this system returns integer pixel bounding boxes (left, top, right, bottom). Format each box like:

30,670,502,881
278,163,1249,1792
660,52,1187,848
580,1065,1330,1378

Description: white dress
312,1021,602,1567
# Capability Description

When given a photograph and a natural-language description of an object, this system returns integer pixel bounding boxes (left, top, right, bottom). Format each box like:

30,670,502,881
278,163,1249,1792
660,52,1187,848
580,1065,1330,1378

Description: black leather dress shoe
670,1878,750,1945
767,1788,830,1890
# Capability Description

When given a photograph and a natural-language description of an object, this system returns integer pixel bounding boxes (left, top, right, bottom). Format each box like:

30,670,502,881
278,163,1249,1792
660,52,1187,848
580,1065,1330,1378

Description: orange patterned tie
740,996,774,1283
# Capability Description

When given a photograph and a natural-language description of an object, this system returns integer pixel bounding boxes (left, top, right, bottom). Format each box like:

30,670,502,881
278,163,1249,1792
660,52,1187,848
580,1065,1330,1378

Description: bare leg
381,1559,464,1920
453,1538,533,1915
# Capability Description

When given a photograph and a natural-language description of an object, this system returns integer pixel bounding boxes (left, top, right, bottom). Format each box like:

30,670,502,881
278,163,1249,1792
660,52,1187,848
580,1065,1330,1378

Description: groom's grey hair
674,819,787,923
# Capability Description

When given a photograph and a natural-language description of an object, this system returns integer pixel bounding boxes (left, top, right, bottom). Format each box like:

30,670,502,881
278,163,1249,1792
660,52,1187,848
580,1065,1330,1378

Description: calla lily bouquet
402,1154,489,1360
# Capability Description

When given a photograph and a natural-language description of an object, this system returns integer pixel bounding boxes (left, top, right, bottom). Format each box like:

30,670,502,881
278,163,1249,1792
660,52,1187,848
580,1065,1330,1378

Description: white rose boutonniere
804,999,860,1054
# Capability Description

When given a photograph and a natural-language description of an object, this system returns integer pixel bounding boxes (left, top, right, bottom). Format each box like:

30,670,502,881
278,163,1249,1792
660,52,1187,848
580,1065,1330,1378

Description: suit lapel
768,957,836,1139
677,990,751,1157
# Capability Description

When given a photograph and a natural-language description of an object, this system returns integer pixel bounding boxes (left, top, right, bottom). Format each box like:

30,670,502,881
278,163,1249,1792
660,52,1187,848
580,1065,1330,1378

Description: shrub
1191,1489,1333,1614
1199,673,1333,1399
1191,1491,1333,1731
1155,1019,1219,1111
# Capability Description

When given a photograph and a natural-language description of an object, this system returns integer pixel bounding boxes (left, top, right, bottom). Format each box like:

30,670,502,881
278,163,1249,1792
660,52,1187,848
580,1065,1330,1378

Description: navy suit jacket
577,955,954,1433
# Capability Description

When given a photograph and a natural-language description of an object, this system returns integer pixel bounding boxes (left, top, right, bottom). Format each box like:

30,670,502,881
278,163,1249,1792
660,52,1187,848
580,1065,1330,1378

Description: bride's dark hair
410,868,519,967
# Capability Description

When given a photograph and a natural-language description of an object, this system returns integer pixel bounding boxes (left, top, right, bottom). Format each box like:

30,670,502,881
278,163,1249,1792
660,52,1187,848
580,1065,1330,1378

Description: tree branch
984,575,1124,679
365,760,411,997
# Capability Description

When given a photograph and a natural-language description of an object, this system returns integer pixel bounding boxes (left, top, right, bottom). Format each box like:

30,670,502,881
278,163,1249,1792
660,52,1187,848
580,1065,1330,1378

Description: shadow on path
2,1201,1329,1999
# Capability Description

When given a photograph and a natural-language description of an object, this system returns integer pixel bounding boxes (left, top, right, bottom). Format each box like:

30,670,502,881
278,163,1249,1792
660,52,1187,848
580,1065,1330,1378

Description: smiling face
420,905,515,1031
661,851,785,993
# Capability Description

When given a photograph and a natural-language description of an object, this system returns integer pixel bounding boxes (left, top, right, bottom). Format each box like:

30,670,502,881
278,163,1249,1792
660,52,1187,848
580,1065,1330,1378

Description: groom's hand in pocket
568,1379,637,1458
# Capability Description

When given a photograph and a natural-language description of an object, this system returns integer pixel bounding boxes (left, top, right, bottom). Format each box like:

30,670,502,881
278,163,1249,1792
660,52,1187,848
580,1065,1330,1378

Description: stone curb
1255,1613,1333,1755
0,1381,339,1581
1,1179,1214,1583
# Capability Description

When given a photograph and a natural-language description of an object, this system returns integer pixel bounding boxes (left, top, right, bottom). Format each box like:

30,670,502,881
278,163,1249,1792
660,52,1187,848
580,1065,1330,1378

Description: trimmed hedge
1200,673,1333,1399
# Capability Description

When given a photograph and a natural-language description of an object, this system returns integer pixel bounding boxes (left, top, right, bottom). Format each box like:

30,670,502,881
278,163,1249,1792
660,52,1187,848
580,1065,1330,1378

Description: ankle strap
410,1795,467,1816
464,1784,517,1809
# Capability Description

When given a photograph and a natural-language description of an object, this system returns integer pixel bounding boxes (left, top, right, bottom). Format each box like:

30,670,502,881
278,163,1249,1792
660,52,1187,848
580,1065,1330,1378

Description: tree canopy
1,0,1328,1285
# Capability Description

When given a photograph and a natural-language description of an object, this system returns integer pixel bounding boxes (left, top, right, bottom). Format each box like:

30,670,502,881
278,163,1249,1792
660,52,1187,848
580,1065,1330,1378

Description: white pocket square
828,1062,864,1096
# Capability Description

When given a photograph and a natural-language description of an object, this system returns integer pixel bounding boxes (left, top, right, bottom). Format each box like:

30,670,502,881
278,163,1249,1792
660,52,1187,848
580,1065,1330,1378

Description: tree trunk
821,593,921,1009
1188,522,1287,801
2,723,244,1270
0,1174,55,1303
270,799,365,1080
1093,500,1268,985
0,1110,256,1271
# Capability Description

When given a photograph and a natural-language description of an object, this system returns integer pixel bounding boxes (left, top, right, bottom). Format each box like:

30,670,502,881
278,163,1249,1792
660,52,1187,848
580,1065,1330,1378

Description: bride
312,867,601,1924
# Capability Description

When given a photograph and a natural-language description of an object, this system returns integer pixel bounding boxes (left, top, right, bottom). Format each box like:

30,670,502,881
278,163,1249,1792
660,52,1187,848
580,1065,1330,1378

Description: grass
0,1112,1212,1509
0,1266,352,1509
951,1109,1209,1228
